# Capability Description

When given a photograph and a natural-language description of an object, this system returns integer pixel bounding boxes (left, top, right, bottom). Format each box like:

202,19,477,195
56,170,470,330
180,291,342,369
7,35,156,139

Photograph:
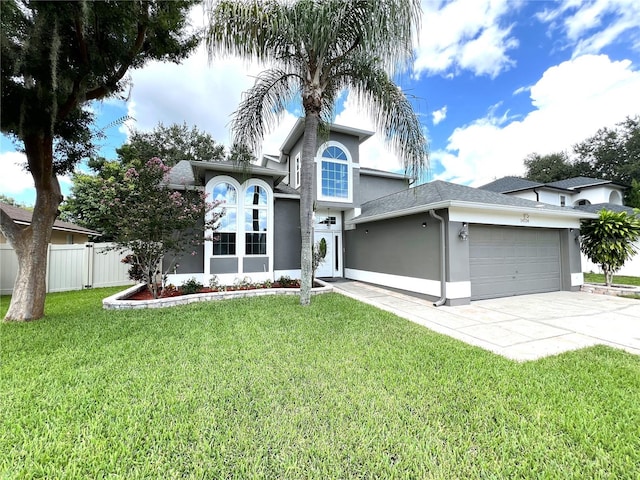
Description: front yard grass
584,272,640,286
2,288,639,478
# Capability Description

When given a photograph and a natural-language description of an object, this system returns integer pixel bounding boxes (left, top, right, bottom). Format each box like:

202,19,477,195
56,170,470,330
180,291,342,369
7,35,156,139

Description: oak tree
0,0,199,320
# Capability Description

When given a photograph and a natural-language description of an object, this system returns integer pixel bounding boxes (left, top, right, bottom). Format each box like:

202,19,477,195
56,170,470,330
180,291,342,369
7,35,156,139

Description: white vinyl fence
0,242,133,295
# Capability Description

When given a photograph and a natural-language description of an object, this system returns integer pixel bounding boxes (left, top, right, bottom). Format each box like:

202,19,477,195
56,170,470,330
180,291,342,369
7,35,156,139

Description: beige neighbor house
0,202,98,244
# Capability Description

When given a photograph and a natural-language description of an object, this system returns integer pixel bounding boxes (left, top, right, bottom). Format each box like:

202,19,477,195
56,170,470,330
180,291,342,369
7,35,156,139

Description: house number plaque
521,213,530,223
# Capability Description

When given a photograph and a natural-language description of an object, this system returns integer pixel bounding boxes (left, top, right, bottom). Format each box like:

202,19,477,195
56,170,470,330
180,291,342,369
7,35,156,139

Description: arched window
609,191,622,204
575,199,591,206
317,141,352,202
211,181,238,255
244,184,268,255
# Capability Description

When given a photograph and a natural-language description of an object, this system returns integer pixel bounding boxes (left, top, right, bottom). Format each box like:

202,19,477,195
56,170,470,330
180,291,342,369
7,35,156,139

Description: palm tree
206,0,428,305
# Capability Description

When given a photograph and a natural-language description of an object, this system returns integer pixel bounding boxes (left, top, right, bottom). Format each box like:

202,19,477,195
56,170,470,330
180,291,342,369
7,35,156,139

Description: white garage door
469,225,562,300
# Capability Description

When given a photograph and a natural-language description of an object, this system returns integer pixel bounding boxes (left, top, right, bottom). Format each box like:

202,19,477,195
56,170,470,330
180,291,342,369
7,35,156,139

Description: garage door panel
470,225,561,300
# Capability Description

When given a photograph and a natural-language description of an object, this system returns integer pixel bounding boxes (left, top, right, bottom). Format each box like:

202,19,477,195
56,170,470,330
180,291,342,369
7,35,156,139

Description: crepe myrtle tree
102,158,222,299
580,209,640,286
0,0,199,321
206,0,428,305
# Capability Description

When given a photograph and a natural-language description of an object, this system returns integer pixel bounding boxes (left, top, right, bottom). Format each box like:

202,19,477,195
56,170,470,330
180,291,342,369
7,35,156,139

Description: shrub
277,275,293,287
181,277,204,295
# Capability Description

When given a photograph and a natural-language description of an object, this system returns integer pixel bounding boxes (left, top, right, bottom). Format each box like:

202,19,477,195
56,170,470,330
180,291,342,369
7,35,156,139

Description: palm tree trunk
299,113,320,305
3,134,61,321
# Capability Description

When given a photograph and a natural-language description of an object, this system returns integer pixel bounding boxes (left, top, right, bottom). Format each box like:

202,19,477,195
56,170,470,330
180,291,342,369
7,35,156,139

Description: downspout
533,187,540,202
429,209,447,307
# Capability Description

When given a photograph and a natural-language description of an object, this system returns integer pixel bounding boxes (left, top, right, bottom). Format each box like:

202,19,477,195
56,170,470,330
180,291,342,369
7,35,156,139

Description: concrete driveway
329,280,640,361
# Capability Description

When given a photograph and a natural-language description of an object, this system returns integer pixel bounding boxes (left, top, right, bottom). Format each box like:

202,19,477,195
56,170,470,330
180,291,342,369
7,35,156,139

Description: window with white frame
317,142,352,202
294,153,301,188
244,184,268,255
211,181,238,255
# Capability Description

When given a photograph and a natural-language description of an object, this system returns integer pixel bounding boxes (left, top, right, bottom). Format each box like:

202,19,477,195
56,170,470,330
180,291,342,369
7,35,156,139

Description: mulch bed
126,281,303,301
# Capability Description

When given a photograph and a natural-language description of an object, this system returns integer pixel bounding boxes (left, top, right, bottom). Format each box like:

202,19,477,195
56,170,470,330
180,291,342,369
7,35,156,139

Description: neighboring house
165,119,597,305
479,176,628,212
480,176,640,277
0,202,98,244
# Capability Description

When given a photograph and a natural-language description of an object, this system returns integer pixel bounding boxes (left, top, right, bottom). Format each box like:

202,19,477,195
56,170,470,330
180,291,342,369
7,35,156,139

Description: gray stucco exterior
345,213,441,281
274,198,301,270
356,172,409,205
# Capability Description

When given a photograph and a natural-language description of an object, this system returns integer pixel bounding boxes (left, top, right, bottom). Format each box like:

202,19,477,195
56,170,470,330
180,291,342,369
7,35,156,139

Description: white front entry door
314,231,342,278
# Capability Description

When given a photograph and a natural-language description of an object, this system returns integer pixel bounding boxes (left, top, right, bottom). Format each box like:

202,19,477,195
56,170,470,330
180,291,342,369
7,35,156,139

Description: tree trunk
2,134,61,321
299,113,320,306
605,267,614,287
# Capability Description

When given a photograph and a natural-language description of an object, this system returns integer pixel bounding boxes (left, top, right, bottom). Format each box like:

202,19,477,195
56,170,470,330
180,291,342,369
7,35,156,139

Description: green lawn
584,272,640,286
2,288,639,479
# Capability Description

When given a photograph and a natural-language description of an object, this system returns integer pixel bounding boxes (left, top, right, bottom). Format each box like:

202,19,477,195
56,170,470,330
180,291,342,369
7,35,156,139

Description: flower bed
103,279,332,310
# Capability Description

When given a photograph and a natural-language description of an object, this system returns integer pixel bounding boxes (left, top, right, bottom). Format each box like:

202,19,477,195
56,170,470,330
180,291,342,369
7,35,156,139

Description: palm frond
231,68,300,152
206,0,298,65
334,57,428,179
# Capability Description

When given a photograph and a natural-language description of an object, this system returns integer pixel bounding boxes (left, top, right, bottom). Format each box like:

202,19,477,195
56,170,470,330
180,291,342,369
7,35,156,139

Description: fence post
84,243,94,288
45,243,52,293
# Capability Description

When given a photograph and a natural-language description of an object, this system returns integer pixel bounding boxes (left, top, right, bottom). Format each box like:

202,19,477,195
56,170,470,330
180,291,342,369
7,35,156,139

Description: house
165,120,596,305
478,176,629,211
0,202,98,244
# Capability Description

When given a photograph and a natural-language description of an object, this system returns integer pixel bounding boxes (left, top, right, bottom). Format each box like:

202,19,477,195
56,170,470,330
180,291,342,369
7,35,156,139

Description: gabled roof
167,160,288,187
349,180,595,224
479,176,544,193
0,202,98,236
545,176,615,190
280,118,374,154
480,175,628,194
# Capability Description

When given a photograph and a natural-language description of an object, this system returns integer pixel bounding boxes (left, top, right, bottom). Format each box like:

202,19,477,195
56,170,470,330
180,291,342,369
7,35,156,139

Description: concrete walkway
328,279,640,362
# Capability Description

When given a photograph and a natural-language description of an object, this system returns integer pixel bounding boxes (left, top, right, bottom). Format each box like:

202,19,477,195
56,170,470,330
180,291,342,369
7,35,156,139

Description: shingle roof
478,176,544,193
353,180,589,223
574,203,637,215
545,176,611,190
274,184,299,196
165,160,196,186
0,202,99,236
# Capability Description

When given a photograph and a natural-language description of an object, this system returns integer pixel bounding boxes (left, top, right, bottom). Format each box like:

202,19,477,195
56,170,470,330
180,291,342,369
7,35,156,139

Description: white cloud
122,44,265,146
433,54,640,186
537,0,640,57
0,152,32,197
432,106,448,125
0,151,73,206
334,93,409,173
414,0,519,78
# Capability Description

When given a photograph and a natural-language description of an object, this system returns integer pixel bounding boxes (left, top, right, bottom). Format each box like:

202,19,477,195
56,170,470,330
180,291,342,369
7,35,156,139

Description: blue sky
2,0,640,206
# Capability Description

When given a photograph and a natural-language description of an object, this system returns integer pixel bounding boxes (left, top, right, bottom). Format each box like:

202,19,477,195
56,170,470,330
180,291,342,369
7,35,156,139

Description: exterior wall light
422,222,427,228
458,222,469,241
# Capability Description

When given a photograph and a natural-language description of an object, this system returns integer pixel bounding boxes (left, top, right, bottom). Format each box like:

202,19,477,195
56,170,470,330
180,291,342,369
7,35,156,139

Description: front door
314,209,342,278
314,231,341,278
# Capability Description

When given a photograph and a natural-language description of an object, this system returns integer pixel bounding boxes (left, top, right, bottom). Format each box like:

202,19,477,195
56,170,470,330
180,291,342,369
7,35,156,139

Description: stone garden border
581,283,640,297
103,280,334,310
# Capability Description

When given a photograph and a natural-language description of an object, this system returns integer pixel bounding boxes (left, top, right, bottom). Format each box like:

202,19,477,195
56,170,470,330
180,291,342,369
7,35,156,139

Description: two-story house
166,121,595,304
478,176,629,211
